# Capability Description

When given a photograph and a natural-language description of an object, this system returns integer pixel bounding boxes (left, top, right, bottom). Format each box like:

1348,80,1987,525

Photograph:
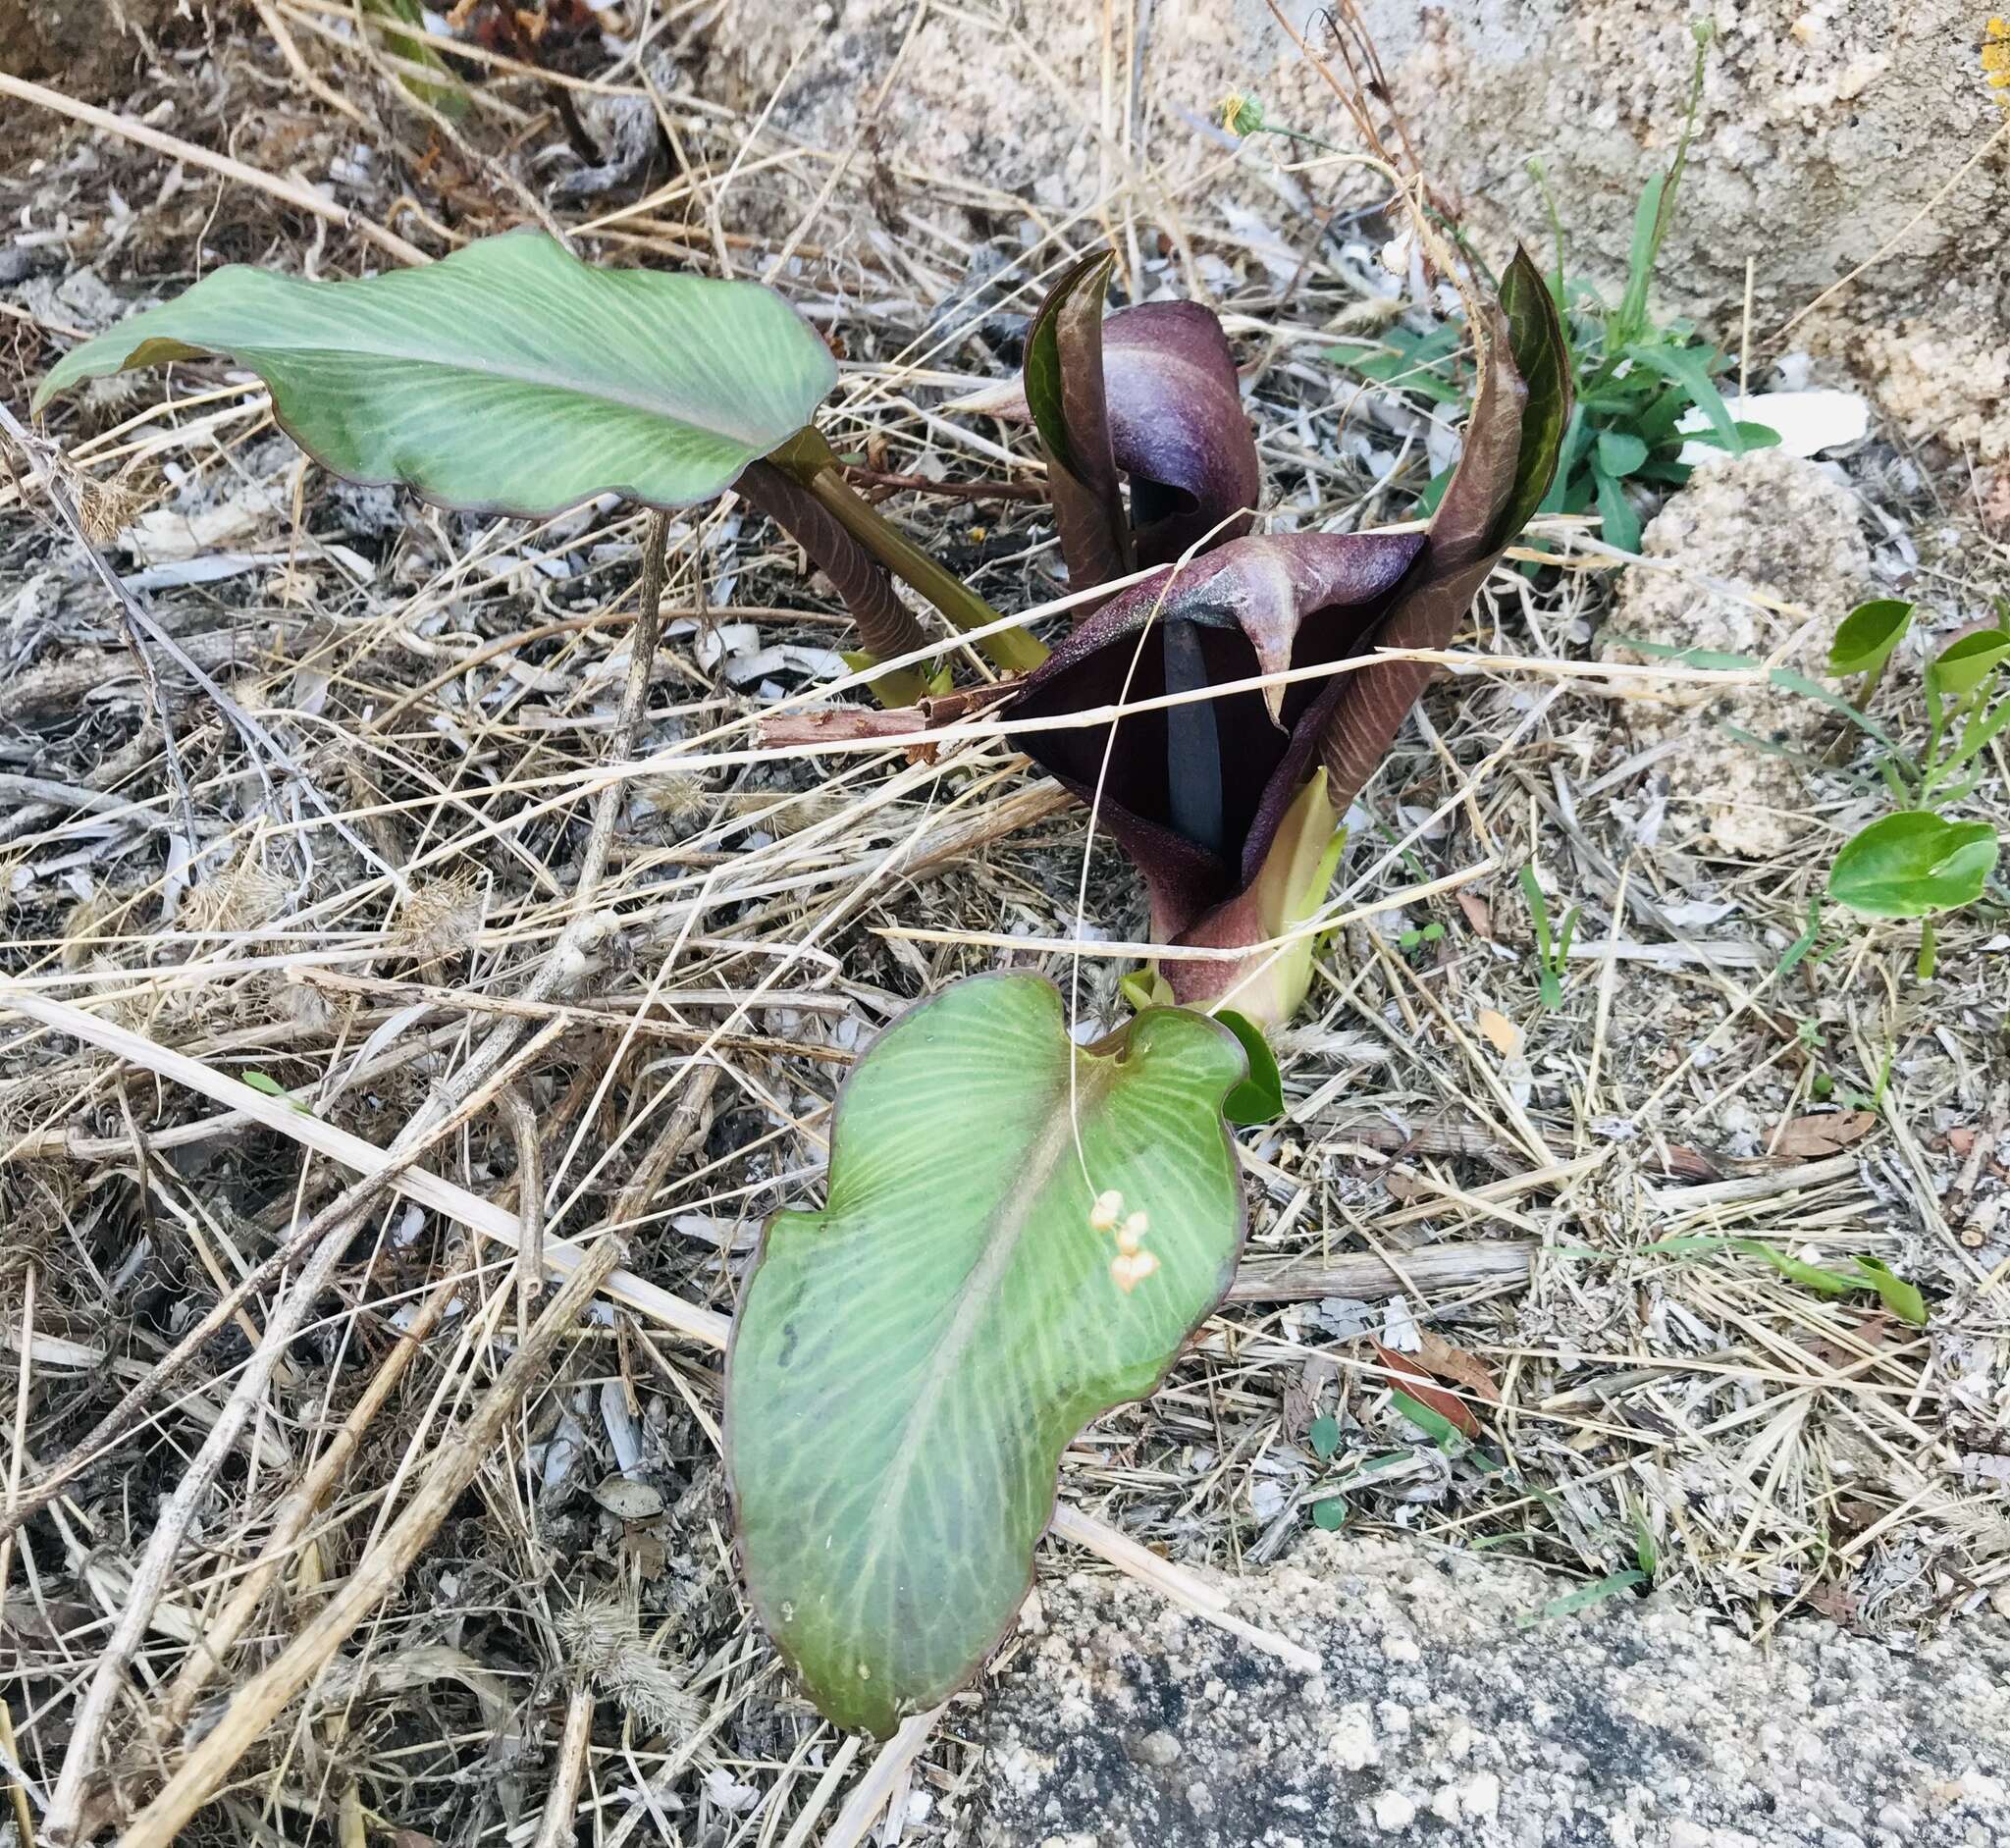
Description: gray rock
976,1533,2010,1847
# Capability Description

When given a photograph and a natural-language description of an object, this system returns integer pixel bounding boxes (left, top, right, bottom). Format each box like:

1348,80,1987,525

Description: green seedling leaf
1604,633,1756,672
1389,1388,1470,1452
1214,1007,1286,1126
1622,342,1740,453
1637,1235,1921,1319
1745,1241,1859,1297
1595,430,1649,478
1828,600,1913,677
726,975,1247,1737
1374,1336,1484,1442
1309,1414,1343,1460
240,1070,310,1114
1777,901,1823,977
1850,1256,1927,1327
1765,667,1900,751
1527,1568,1646,1627
1681,420,1782,453
359,0,469,117
1311,1497,1348,1531
1613,173,1665,350
35,232,836,516
1827,812,1999,919
1927,628,2010,701
1333,322,1466,406
1593,464,1641,553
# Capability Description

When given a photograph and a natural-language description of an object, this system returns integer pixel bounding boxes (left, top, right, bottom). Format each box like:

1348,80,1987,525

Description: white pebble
1372,1790,1416,1831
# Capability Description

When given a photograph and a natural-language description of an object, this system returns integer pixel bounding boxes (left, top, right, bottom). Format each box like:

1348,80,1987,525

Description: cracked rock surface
974,1532,2010,1847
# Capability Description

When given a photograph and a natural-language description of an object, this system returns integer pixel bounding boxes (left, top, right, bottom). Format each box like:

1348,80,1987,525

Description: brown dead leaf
1804,1581,1860,1625
1475,1007,1521,1058
1456,890,1493,938
1772,1110,1877,1158
1804,1312,1896,1370
1369,1337,1482,1438
1384,1168,1433,1204
1413,1329,1504,1404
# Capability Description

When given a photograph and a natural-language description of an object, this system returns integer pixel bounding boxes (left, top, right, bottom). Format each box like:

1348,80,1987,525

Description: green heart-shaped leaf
1826,812,1999,919
1214,1008,1285,1125
33,231,836,516
726,975,1246,1736
1828,599,1914,676
1928,628,2010,702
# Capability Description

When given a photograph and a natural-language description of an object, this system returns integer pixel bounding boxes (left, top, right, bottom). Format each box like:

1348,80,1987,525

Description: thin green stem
804,468,1048,675
767,429,1047,676
1916,919,1937,982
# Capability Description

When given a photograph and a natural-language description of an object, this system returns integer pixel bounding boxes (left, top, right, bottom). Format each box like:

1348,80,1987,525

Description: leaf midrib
211,340,773,444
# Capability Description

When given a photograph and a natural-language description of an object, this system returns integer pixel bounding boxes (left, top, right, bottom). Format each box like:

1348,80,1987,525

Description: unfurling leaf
726,977,1246,1737
1215,1007,1286,1124
1828,599,1914,676
1024,249,1133,598
34,232,837,516
1318,246,1571,813
1826,812,1999,919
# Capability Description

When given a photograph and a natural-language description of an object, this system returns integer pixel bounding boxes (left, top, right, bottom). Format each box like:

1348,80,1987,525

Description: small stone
1326,1704,1378,1771
1461,1771,1502,1822
1185,1781,1214,1817
1380,1631,1421,1663
1130,1730,1181,1769
1372,1791,1417,1831
590,1475,664,1520
1430,1784,1463,1823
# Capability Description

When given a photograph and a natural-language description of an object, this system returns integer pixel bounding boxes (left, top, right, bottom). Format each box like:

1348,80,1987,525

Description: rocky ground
979,1535,2010,1848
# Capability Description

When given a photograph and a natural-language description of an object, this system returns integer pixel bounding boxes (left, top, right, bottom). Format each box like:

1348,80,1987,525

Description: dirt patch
1,0,176,92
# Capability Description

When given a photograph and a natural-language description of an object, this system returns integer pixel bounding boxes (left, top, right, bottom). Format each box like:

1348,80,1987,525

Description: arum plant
997,244,1570,1026
30,226,1565,1745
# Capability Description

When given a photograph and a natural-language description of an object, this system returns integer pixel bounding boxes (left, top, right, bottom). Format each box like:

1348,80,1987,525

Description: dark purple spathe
1006,530,1424,941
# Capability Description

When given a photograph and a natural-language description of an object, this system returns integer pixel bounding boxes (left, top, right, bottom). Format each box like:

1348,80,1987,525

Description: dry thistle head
396,872,485,970
180,853,291,939
554,1595,704,1740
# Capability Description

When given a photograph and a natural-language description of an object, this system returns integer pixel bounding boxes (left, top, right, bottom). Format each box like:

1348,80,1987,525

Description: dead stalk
528,1683,596,1848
